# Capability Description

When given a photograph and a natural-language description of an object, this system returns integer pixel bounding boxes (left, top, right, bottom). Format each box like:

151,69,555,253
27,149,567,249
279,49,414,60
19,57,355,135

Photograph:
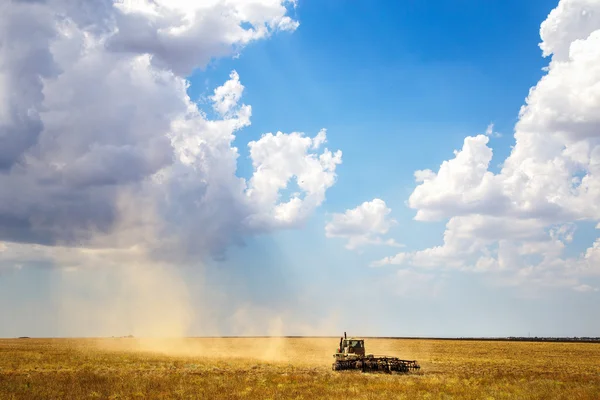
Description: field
0,337,599,399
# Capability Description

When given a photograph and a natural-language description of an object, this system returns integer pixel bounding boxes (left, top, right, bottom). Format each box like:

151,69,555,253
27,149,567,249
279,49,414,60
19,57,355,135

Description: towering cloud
0,0,341,265
375,0,600,291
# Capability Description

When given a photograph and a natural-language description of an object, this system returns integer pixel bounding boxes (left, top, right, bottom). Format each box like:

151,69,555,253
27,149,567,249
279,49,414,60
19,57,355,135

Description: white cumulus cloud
325,199,401,250
375,0,600,292
573,284,599,292
245,129,342,230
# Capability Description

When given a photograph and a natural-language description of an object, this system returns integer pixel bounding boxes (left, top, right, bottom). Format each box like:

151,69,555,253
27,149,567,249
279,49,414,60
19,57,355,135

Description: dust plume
45,200,337,361
56,263,193,339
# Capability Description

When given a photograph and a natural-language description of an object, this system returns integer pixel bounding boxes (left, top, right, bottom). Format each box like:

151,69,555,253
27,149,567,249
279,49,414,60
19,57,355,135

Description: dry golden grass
0,337,599,399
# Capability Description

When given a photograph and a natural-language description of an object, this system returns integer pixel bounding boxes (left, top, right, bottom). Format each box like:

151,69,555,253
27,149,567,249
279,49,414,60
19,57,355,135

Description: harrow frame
332,356,420,373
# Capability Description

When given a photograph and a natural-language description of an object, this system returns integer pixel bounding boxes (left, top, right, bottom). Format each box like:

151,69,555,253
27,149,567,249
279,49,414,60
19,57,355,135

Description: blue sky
1,0,599,338
187,0,597,337
192,0,556,228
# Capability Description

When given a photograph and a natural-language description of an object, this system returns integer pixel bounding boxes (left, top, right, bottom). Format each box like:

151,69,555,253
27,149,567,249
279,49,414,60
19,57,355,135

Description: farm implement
332,332,420,373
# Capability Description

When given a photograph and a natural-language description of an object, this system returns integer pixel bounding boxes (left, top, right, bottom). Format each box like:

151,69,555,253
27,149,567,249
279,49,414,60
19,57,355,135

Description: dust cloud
53,257,342,364
44,190,343,364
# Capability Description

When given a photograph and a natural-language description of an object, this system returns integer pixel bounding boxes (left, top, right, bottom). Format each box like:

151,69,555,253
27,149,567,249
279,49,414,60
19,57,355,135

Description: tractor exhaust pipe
344,332,347,339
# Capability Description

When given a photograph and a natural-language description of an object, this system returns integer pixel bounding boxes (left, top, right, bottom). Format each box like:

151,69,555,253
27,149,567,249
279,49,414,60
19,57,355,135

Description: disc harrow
332,357,420,373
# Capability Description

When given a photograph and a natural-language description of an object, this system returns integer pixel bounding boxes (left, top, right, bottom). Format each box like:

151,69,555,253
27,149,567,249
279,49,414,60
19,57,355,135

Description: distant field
1,337,599,399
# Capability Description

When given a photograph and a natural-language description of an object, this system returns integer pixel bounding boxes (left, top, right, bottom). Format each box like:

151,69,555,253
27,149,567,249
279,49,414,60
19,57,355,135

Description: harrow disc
333,359,359,371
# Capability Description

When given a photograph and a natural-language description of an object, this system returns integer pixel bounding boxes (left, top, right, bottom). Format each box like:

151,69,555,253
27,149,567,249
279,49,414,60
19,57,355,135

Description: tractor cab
337,333,366,357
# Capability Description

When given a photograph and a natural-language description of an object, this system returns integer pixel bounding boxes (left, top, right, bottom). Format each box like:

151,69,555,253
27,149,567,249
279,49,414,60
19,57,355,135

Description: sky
0,0,599,338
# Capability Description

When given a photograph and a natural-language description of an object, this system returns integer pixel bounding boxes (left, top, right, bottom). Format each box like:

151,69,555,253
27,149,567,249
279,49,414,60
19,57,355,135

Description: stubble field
0,337,599,399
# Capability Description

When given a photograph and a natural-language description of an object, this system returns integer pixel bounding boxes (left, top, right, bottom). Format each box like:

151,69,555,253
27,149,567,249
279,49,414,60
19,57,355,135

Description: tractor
332,332,420,373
